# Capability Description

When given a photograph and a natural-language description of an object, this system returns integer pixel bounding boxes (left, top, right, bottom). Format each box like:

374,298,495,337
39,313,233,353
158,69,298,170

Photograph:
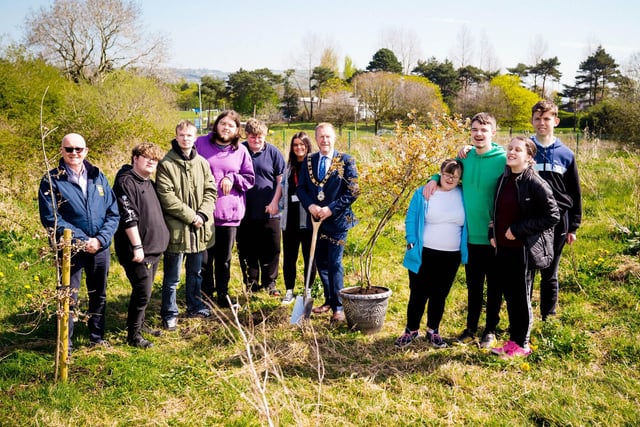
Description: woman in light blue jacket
396,159,468,348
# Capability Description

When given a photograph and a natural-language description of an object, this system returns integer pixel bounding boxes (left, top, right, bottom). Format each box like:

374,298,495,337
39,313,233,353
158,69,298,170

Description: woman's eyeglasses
63,146,85,153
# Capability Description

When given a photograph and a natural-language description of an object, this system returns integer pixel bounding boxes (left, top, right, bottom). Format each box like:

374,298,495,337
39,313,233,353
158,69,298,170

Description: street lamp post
197,81,203,132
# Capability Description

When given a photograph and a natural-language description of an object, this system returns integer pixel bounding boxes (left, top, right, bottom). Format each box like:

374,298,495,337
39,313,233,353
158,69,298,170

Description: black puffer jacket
491,166,560,269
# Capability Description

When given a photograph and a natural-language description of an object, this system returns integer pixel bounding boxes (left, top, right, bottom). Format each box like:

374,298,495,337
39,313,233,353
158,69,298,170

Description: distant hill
163,68,308,83
164,68,230,83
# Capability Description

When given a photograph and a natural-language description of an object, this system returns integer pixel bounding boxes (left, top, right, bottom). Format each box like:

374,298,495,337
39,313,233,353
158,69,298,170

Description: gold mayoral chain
306,153,342,201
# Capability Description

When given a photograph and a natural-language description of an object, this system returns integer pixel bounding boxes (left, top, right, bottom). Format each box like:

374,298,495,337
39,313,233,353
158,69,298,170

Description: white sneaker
282,290,295,305
162,317,177,331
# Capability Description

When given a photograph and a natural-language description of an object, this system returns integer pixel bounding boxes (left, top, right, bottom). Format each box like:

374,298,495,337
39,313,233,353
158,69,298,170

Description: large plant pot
339,286,392,334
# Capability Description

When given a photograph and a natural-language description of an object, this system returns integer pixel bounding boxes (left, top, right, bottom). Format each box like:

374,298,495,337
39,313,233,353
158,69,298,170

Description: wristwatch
407,243,414,250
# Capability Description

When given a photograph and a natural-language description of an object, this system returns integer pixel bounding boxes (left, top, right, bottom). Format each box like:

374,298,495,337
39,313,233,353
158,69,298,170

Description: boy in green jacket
423,112,506,348
156,120,217,330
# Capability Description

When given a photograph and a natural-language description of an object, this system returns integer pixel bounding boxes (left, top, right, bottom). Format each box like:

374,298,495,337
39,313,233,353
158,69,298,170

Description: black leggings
405,248,461,332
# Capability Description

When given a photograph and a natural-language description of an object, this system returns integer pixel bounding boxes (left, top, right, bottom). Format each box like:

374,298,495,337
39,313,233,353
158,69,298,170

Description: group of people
38,100,581,359
395,100,582,359
38,114,358,353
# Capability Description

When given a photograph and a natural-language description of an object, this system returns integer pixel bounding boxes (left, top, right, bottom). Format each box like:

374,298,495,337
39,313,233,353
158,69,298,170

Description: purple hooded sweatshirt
195,133,255,226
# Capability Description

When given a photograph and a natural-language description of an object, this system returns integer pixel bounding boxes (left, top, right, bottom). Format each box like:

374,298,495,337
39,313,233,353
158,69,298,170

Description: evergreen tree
366,48,402,73
575,45,619,106
412,57,460,107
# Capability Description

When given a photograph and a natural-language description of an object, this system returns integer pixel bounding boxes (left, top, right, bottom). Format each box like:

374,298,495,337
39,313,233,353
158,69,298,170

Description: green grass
1,133,640,426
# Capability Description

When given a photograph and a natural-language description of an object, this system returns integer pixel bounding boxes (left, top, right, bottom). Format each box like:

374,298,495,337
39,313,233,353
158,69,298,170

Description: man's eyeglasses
63,146,85,153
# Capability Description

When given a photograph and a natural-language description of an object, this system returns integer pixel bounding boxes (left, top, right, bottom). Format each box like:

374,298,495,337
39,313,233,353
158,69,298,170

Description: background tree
316,89,355,135
319,47,339,74
281,69,300,121
455,65,490,118
575,45,620,106
226,68,281,117
559,84,584,131
172,80,198,111
0,47,177,174
352,71,400,134
529,56,562,97
381,27,421,75
412,57,460,108
478,30,501,76
366,48,402,74
200,76,226,124
24,0,167,83
506,63,530,80
310,66,337,111
457,64,486,93
451,25,474,68
343,56,357,81
393,75,448,121
488,74,539,131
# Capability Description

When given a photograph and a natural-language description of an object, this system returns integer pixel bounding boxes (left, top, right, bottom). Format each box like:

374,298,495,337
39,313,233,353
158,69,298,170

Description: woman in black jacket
489,136,560,358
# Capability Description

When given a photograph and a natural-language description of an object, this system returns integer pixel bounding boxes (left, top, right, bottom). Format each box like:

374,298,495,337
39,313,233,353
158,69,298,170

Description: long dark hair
211,110,242,150
288,131,313,168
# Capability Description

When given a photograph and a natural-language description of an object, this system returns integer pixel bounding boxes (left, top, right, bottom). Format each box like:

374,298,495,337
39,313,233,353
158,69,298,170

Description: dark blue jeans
315,231,347,312
162,251,206,319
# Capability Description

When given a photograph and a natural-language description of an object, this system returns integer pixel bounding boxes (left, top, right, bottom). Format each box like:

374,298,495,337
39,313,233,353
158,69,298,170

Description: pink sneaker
491,340,532,357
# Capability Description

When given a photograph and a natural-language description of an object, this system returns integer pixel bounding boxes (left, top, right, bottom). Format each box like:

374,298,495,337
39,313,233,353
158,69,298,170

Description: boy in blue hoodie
529,100,582,320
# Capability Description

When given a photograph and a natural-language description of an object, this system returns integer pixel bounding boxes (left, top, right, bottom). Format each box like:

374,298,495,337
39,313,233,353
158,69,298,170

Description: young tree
24,0,167,83
366,48,403,74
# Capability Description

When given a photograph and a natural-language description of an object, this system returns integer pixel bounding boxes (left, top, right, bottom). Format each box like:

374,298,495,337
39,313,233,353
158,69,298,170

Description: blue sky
1,0,638,88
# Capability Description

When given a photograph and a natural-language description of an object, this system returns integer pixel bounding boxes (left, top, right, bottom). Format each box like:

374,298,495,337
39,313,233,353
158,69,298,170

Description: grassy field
0,126,639,426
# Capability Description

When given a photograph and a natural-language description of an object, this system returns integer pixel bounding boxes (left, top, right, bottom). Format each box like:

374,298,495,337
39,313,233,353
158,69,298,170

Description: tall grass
0,130,639,426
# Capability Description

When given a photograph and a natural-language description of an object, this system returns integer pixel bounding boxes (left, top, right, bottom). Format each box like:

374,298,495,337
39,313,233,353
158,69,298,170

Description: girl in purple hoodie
195,110,255,307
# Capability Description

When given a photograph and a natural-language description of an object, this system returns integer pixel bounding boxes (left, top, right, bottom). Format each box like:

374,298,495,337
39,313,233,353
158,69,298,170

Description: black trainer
128,336,153,349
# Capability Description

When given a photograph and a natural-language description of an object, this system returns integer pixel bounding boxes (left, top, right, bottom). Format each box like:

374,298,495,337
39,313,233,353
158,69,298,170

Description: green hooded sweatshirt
458,142,506,245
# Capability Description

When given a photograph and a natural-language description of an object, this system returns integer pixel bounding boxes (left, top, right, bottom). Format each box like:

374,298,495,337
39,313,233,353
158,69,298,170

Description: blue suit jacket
296,151,359,235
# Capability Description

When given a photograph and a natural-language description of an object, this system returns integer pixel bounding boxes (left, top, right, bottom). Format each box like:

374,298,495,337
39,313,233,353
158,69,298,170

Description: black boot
128,331,153,349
